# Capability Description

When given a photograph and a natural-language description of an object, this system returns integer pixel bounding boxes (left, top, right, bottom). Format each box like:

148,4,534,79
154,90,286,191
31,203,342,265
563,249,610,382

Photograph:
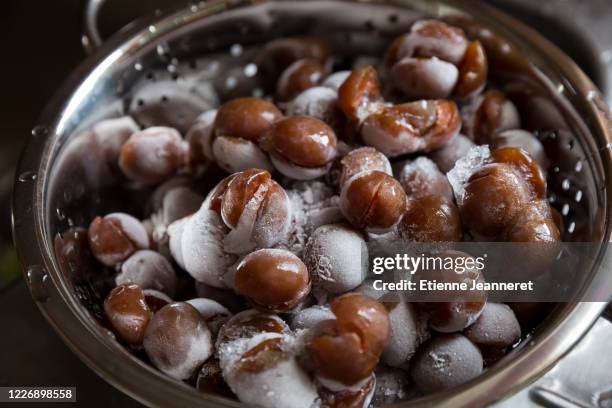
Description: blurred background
0,0,610,406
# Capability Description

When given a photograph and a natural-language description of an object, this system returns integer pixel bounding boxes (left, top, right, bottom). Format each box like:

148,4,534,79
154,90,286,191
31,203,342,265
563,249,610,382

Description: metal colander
12,0,612,407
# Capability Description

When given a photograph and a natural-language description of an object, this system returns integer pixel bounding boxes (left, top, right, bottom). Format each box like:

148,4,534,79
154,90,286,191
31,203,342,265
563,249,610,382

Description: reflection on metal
496,319,612,408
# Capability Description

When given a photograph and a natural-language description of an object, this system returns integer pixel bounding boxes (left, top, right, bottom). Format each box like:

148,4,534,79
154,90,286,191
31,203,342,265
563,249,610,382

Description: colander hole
553,166,560,173
161,95,168,103
561,203,570,216
364,20,376,31
561,179,571,191
574,190,583,202
137,99,144,107
244,63,258,77
146,72,155,81
574,160,583,172
252,88,264,97
230,44,243,57
388,14,399,23
567,221,576,234
542,130,558,140
157,44,169,57
134,62,143,71
225,76,238,90
568,139,575,150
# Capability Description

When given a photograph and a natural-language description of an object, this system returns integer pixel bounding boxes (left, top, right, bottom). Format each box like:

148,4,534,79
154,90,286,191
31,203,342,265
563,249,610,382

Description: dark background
0,1,609,407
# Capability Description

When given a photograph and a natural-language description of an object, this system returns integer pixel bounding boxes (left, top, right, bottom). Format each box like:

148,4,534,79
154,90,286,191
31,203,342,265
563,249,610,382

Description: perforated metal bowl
12,0,612,406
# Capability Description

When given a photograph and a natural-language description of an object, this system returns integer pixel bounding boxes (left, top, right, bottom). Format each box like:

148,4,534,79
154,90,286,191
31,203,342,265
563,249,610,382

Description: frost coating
322,71,351,91
305,224,368,298
116,250,177,297
398,156,453,201
212,136,273,173
217,322,318,408
270,152,331,181
409,334,483,393
167,215,190,270
429,133,475,173
382,302,429,368
186,109,217,162
290,305,335,330
143,303,213,380
186,298,232,334
181,204,235,288
447,145,491,205
286,86,338,124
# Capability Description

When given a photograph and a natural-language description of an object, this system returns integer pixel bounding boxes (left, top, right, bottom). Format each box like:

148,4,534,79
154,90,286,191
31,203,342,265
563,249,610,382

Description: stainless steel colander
12,0,612,406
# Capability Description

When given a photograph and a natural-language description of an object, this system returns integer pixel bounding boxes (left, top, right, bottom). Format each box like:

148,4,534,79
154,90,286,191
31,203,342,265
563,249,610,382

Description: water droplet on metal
18,171,37,182
557,83,565,93
26,265,50,302
587,90,598,101
31,125,49,137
